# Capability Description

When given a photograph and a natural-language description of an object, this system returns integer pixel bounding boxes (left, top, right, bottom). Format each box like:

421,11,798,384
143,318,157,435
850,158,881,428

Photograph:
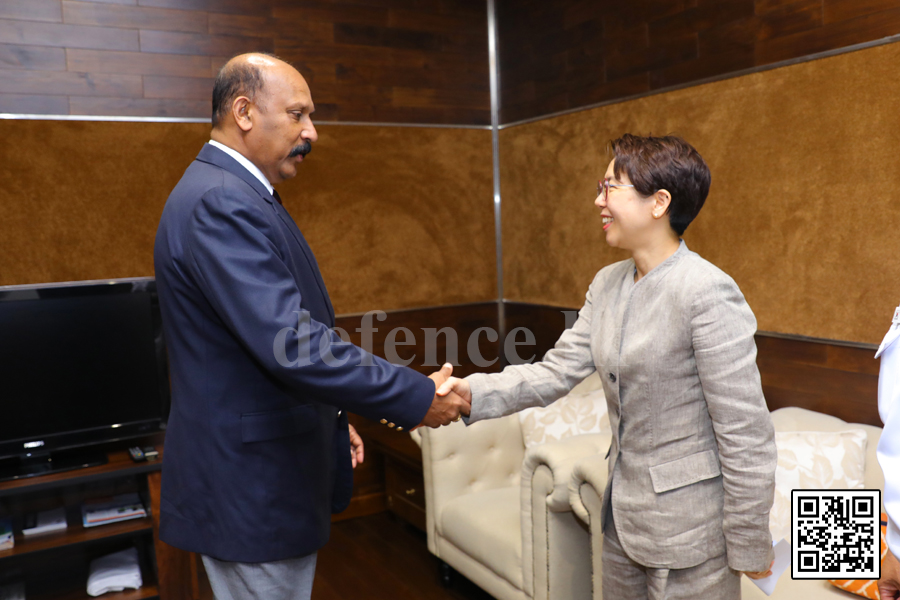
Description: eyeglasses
597,179,635,199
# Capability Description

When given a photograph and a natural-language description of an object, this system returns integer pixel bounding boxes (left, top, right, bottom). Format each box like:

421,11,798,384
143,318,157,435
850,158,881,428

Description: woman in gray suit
438,134,776,599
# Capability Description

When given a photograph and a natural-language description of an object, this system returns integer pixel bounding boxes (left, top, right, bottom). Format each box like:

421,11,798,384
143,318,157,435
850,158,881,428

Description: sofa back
770,406,884,506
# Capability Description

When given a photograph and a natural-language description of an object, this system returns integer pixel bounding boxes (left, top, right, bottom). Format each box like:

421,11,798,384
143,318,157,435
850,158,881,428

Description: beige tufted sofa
568,406,885,599
414,405,612,600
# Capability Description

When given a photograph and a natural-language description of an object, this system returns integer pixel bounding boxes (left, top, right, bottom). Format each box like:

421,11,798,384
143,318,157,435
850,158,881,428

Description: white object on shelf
21,507,67,537
86,547,142,597
0,582,25,600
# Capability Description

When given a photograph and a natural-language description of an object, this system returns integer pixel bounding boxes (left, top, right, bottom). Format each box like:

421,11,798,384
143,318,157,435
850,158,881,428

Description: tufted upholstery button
608,372,616,383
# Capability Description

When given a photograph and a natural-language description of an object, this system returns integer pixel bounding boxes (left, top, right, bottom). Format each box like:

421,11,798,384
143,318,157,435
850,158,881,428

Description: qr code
792,489,881,579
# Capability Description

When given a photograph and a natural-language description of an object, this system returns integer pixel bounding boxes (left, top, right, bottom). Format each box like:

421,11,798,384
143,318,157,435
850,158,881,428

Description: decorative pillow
769,429,868,543
518,374,609,449
828,513,888,599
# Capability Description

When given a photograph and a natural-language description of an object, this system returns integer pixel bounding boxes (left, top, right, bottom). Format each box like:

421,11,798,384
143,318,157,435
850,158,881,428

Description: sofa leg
439,561,453,588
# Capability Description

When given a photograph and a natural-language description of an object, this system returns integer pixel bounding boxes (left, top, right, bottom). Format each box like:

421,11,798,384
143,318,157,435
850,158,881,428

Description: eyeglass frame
597,178,635,199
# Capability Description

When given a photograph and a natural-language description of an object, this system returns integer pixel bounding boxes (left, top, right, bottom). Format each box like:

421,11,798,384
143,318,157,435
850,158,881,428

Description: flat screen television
0,277,169,481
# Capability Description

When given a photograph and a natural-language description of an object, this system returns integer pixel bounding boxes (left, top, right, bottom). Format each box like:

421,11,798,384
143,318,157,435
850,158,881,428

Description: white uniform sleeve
875,308,900,555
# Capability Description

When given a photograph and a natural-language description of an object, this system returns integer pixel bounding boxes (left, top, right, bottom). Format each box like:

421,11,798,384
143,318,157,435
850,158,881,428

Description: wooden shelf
32,584,158,600
0,515,153,559
0,445,163,498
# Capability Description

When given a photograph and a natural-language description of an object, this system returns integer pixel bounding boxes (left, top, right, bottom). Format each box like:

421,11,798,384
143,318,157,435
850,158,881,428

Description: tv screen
0,278,168,468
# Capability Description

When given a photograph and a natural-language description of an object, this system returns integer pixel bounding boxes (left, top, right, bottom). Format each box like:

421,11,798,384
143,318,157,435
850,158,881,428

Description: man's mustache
289,141,312,158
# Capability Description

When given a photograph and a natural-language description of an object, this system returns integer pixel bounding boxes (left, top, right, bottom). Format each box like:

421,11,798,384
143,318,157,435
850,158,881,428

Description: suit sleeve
182,185,434,430
466,276,597,422
691,274,776,572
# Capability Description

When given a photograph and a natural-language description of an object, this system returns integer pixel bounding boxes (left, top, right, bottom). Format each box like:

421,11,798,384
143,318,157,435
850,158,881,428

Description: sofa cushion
770,407,885,509
518,372,608,449
769,429,867,542
440,486,522,590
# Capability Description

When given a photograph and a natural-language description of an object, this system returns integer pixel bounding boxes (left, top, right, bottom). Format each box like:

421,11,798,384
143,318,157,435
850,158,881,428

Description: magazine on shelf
0,516,12,550
82,493,146,528
21,507,67,537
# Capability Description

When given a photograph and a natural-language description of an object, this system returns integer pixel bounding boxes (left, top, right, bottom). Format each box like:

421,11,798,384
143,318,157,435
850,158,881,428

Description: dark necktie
272,190,283,205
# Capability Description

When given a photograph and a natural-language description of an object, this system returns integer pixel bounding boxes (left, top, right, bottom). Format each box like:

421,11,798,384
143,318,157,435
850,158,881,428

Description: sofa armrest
419,414,525,554
521,432,610,599
568,453,609,526
522,432,611,513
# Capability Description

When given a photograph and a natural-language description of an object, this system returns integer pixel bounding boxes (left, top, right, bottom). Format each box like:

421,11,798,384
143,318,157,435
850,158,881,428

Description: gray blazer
467,241,776,571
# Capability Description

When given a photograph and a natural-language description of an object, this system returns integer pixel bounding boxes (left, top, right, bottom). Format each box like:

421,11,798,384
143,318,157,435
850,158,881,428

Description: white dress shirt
876,306,900,554
208,140,273,195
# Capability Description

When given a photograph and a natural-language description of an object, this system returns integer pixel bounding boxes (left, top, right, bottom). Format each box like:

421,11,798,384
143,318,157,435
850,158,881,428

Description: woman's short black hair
610,134,711,236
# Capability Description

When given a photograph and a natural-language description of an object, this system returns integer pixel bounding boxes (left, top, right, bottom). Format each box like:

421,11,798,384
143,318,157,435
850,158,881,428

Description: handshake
417,363,473,428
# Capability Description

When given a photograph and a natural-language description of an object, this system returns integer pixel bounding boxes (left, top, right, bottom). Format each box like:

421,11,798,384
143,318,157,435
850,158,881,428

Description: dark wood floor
312,512,495,600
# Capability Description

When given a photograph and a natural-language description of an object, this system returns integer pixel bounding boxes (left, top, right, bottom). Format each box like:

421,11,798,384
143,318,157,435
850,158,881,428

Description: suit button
380,419,387,424
388,422,396,429
396,427,404,432
609,373,616,383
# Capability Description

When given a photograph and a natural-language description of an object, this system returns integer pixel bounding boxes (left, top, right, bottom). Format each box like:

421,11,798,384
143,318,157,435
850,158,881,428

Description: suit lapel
196,144,336,326
272,203,336,326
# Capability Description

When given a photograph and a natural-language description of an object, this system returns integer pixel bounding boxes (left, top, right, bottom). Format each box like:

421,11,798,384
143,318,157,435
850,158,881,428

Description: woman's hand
436,376,472,405
742,560,774,580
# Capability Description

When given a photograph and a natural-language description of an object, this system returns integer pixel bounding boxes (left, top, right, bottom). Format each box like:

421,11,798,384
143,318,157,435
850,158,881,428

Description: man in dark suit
153,53,468,600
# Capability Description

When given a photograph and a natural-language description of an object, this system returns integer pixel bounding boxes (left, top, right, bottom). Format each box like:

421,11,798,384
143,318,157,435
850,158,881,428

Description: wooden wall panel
500,40,900,344
756,335,879,427
0,120,496,314
0,0,489,124
498,0,900,123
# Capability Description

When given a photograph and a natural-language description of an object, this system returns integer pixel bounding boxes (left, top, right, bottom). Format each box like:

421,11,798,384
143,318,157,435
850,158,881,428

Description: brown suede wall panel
276,125,496,313
0,120,495,314
500,40,900,344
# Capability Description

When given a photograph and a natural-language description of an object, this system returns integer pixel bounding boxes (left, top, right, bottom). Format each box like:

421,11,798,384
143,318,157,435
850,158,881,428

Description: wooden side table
369,430,426,531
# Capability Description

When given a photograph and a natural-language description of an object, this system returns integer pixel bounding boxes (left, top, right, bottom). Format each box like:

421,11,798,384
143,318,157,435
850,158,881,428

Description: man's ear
652,189,672,218
232,96,253,132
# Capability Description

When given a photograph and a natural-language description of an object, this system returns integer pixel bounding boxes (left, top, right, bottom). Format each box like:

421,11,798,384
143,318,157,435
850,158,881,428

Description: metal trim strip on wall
487,0,506,347
0,113,490,130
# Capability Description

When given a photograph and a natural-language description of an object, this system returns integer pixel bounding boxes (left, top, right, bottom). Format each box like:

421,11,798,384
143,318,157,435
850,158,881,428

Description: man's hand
348,423,364,469
880,548,900,599
416,364,471,428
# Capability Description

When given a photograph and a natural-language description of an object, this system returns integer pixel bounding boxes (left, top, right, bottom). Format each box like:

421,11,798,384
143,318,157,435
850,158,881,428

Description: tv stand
0,448,108,482
0,440,202,600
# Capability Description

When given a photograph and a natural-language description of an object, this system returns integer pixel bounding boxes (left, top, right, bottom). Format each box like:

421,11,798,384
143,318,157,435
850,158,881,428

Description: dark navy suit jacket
153,144,433,562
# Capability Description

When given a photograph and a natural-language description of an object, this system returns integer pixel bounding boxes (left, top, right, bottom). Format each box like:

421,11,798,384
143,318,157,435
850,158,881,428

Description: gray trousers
201,552,317,600
602,515,740,600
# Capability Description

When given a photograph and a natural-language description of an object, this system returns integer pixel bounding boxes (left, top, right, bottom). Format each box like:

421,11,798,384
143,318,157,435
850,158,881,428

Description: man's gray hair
211,54,279,127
